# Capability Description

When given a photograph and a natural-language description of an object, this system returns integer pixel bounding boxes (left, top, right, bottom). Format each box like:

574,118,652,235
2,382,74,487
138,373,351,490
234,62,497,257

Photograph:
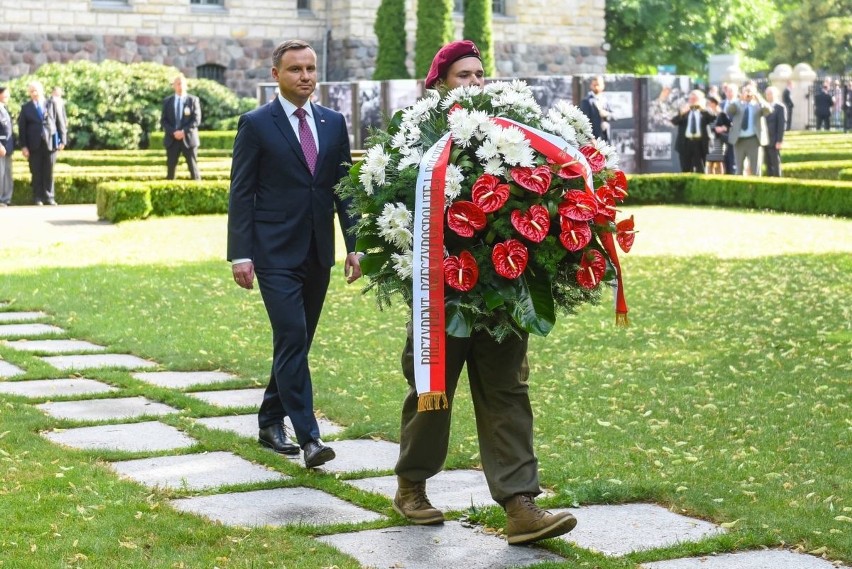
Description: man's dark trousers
256,238,329,446
395,327,540,504
28,145,57,202
166,142,199,180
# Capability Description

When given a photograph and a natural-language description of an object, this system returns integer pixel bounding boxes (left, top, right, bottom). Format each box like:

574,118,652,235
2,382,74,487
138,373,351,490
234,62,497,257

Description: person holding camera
725,83,772,176
671,89,716,173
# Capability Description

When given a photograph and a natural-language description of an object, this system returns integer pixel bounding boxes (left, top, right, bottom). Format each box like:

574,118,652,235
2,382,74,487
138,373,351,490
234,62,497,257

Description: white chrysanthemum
391,251,413,280
552,100,593,144
390,130,408,150
444,163,464,202
475,137,500,162
359,145,392,194
377,202,413,249
397,148,423,171
440,85,483,109
448,108,478,147
593,138,620,169
483,156,506,176
541,114,579,146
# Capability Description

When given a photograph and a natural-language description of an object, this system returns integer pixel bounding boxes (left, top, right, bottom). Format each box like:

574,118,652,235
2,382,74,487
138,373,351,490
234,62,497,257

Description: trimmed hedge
783,160,852,180
148,130,236,150
97,180,230,222
840,169,852,181
784,148,852,163
625,174,852,217
11,170,230,206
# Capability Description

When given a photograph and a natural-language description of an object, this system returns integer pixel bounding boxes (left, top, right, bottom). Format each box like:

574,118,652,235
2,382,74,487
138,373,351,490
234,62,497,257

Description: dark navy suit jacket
227,98,357,270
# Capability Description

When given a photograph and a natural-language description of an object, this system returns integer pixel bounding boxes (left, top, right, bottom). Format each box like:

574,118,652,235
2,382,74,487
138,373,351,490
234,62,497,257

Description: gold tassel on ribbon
616,312,630,327
417,391,449,412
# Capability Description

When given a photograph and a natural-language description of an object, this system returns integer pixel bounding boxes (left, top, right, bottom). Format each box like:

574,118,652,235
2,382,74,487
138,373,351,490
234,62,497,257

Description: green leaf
349,160,364,185
359,252,391,276
511,271,555,337
355,234,387,251
482,287,505,311
445,298,475,338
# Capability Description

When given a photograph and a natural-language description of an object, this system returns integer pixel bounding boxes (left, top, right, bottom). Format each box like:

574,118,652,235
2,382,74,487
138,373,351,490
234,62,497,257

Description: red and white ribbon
412,132,452,411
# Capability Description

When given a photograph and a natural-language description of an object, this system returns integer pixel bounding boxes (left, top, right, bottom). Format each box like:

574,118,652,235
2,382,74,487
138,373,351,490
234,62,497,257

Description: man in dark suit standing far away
763,86,786,177
227,39,362,469
18,80,65,205
580,75,613,141
160,74,201,180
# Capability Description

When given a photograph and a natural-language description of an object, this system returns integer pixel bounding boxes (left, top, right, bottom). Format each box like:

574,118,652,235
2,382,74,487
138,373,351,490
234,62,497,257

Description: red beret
425,40,482,89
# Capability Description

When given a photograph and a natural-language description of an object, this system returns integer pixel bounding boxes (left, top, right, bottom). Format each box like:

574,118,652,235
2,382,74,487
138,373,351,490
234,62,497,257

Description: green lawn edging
148,130,236,149
97,180,230,222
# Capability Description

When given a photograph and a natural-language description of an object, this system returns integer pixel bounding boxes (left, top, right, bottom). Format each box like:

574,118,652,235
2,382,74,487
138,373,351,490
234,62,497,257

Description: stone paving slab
0,360,25,378
348,469,494,511
194,413,344,439
41,354,158,371
37,396,178,421
187,388,264,408
0,378,117,398
131,371,236,389
642,550,842,569
318,521,564,569
554,503,725,556
2,339,107,353
0,323,65,338
111,451,286,490
315,439,400,474
0,311,48,323
44,421,196,452
171,487,385,527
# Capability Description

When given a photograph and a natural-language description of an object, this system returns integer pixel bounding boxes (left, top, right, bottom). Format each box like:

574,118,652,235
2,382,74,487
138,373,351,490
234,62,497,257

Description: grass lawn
0,206,850,568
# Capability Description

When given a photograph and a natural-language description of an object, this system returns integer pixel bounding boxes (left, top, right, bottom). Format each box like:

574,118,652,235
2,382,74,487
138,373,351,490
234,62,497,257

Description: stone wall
0,0,606,96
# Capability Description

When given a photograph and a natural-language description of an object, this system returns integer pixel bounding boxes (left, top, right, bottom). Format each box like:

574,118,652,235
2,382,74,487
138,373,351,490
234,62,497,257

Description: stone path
0,304,844,569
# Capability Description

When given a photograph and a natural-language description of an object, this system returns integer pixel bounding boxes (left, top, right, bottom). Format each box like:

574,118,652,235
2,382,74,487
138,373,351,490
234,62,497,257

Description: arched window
197,63,226,85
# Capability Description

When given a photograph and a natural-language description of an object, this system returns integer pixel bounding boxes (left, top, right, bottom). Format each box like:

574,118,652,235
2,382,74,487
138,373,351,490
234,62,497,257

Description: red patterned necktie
294,107,317,175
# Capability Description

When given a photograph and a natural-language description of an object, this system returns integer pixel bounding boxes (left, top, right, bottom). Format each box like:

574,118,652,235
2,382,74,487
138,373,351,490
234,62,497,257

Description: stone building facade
0,0,606,97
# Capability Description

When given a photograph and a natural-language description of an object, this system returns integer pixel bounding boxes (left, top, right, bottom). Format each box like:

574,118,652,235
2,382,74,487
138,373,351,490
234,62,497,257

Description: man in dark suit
671,90,716,173
0,86,14,206
782,81,794,131
814,81,834,131
227,39,362,469
18,80,65,205
718,83,738,175
763,86,786,177
160,74,201,180
579,76,613,141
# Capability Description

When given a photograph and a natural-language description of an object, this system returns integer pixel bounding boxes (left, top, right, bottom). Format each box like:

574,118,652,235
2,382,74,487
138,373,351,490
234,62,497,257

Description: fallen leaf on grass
720,519,741,528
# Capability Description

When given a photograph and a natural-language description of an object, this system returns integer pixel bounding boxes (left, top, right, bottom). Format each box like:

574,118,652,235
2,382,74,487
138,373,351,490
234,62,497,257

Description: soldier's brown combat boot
504,494,577,545
392,476,445,525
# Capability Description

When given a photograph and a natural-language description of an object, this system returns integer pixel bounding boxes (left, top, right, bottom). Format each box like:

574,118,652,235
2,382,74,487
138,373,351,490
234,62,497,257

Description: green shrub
148,130,237,150
840,168,852,181
57,151,231,167
415,0,454,78
463,0,496,76
149,181,230,216
784,148,852,163
783,160,852,180
6,61,254,150
624,174,686,203
374,0,410,80
11,170,230,206
97,180,231,222
97,183,152,222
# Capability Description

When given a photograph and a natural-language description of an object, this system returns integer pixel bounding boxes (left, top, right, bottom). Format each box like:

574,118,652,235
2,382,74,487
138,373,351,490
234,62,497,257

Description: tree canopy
772,0,852,73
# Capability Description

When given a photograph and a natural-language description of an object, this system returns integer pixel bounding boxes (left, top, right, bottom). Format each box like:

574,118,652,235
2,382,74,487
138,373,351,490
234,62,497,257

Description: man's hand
776,142,782,150
345,252,363,284
232,261,255,290
58,143,65,151
174,130,185,141
0,146,5,158
21,147,29,159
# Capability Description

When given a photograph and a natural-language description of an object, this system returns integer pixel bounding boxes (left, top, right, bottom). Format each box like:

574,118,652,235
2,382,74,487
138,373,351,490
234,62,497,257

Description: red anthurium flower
492,239,529,279
558,190,598,221
576,249,606,289
447,201,487,238
444,250,479,292
606,170,629,201
471,174,510,213
510,205,551,243
616,215,636,253
547,156,585,179
580,145,607,173
510,166,553,195
559,218,592,251
594,185,618,221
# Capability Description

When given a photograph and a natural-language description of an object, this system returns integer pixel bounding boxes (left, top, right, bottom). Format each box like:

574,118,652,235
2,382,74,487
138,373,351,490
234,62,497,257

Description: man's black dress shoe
258,422,300,455
303,439,335,468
